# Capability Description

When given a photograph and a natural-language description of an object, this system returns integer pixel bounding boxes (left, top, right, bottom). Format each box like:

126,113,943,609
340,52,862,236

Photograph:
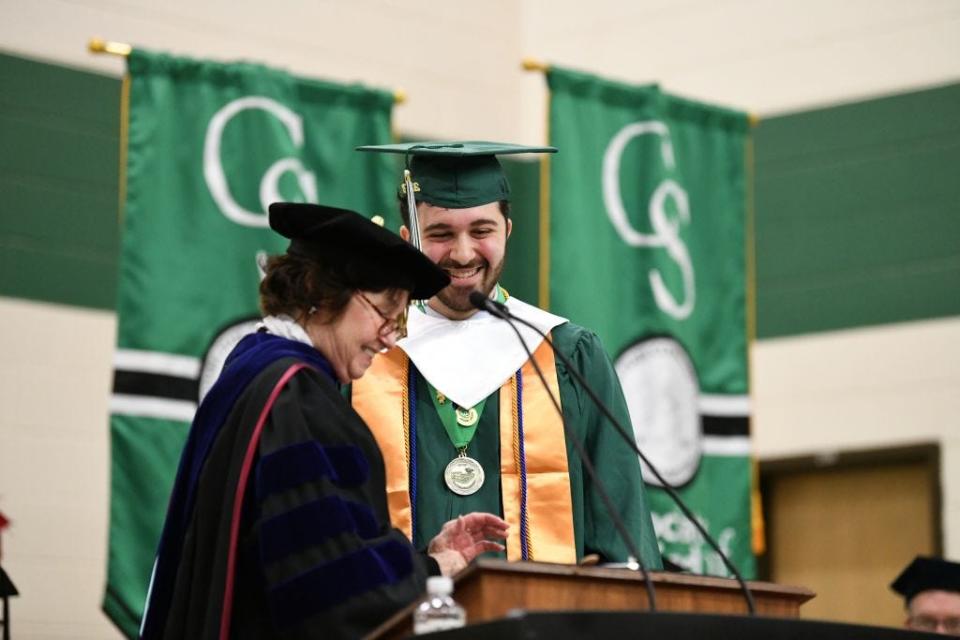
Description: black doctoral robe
142,333,434,639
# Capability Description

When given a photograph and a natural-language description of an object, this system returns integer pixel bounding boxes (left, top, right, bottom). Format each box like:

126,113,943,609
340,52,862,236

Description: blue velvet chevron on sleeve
259,495,379,563
268,539,415,627
255,441,369,499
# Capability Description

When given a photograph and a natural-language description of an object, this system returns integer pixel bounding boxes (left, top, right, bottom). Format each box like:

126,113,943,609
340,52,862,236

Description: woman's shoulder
236,355,341,412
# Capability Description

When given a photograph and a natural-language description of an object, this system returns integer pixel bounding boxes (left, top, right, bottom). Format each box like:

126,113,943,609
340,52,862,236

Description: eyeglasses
357,292,408,340
908,616,960,634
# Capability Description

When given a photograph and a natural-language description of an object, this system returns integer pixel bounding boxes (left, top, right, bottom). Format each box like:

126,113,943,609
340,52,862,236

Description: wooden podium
367,559,815,639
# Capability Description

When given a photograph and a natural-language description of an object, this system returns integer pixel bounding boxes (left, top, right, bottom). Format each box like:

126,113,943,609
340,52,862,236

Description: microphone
469,290,658,611
476,293,758,615
468,291,509,319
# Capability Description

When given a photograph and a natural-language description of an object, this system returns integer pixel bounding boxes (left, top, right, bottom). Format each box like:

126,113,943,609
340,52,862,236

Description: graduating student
351,142,662,568
140,203,508,640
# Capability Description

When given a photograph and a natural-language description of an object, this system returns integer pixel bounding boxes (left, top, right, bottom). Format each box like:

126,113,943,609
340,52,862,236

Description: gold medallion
455,406,479,427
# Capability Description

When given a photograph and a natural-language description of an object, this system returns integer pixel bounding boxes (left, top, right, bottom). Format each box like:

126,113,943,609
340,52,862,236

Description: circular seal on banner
614,336,701,488
197,317,262,402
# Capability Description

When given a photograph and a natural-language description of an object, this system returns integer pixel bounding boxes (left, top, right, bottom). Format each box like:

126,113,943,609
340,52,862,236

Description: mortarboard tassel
403,168,422,251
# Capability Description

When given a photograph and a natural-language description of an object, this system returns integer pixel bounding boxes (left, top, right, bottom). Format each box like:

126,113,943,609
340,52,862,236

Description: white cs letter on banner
204,96,317,228
602,121,695,320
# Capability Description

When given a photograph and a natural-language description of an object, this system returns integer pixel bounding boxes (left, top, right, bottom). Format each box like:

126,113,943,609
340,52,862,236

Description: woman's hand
427,513,509,576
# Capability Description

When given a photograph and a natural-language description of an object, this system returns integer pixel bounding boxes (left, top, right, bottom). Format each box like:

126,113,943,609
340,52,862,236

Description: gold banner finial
521,58,549,73
88,38,132,57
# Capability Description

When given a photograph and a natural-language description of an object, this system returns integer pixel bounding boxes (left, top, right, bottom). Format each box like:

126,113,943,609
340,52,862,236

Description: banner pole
744,117,767,557
522,58,552,309
86,40,132,221
118,74,130,223
538,101,551,310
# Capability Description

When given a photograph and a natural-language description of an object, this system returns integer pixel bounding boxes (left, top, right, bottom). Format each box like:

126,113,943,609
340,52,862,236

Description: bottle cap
426,575,453,596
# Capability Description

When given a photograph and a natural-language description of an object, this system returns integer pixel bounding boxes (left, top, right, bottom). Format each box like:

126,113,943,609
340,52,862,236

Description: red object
218,363,309,640
0,510,8,562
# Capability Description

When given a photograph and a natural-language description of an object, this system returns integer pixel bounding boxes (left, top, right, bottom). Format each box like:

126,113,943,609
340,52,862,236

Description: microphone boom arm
469,291,658,610
491,297,757,615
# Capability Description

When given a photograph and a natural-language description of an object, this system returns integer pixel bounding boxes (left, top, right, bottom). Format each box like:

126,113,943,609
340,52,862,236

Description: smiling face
305,288,409,383
401,201,511,320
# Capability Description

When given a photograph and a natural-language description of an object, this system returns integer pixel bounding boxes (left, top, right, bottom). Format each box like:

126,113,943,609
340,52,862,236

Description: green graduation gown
355,320,662,568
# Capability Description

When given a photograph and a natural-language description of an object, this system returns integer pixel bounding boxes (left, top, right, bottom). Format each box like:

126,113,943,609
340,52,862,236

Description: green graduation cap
357,141,557,209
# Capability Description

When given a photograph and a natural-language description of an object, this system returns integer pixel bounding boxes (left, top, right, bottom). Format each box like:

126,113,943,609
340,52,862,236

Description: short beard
436,256,506,313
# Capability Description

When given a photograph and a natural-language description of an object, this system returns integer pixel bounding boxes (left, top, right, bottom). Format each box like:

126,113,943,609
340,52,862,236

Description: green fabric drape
547,65,755,578
104,48,395,637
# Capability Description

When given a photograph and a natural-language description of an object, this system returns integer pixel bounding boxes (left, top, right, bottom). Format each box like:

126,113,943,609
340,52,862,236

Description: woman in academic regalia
140,203,508,640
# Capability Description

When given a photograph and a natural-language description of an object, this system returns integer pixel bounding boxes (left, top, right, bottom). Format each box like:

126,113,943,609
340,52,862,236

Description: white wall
752,317,960,556
1,0,959,637
3,0,958,142
0,0,527,142
518,0,960,135
0,298,117,638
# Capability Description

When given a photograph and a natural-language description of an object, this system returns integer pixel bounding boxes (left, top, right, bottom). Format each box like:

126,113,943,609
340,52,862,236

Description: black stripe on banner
701,415,749,437
113,370,197,402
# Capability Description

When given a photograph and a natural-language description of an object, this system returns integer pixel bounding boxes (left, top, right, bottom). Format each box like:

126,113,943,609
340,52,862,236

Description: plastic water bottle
413,576,466,634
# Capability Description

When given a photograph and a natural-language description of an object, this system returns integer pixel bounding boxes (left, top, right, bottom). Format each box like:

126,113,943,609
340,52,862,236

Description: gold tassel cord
510,373,534,560
402,355,411,473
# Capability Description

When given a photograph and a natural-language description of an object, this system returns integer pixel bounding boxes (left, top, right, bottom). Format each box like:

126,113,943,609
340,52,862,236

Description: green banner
104,49,395,637
547,66,754,578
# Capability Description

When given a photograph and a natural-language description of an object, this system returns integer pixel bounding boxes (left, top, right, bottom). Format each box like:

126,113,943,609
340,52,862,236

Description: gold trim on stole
353,341,576,563
352,348,413,538
499,339,576,563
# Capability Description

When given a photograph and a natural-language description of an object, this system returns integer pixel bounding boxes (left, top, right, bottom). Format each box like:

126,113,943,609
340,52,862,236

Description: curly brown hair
259,246,414,323
258,252,355,324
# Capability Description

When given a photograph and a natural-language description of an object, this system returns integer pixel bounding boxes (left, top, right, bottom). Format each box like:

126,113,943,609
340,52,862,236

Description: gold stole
352,340,577,563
